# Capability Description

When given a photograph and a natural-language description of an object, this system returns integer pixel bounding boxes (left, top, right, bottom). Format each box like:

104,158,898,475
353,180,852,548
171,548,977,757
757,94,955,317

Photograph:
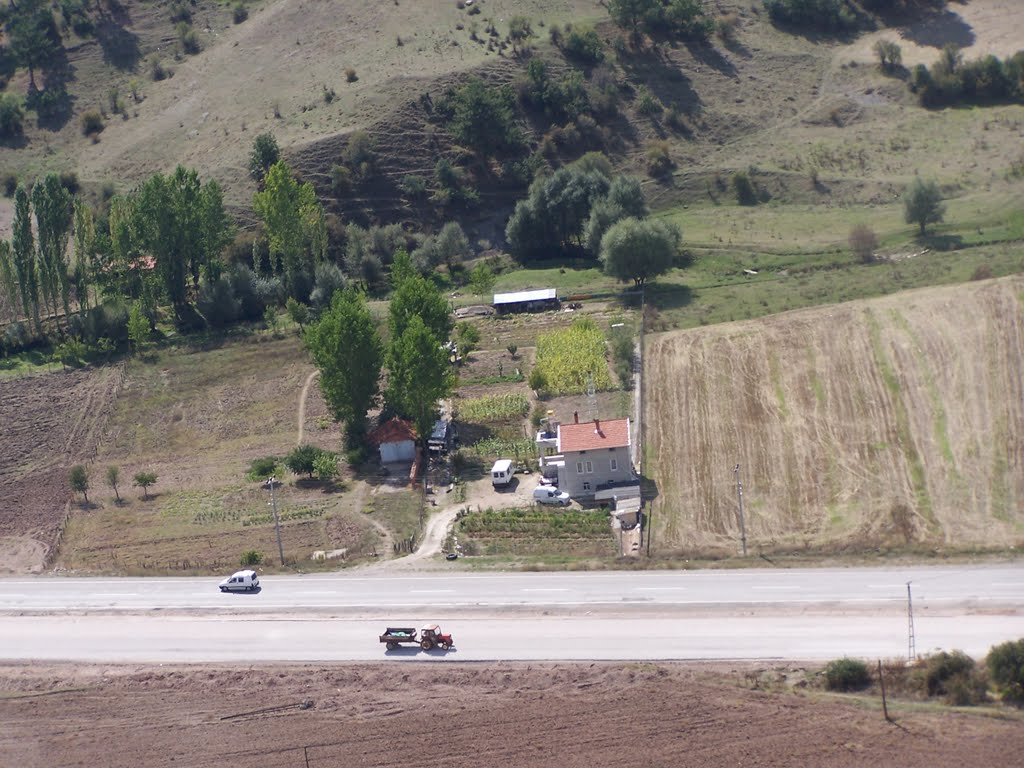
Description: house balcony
535,430,559,452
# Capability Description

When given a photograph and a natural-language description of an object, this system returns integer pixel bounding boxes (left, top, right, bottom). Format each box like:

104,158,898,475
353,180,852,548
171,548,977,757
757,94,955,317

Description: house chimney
594,418,601,434
573,411,579,424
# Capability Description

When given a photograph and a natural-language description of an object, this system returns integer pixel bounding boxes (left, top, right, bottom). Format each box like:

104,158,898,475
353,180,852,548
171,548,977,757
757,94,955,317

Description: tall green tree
136,171,188,311
0,240,17,320
253,160,325,299
903,177,946,235
448,78,523,158
599,217,682,286
304,288,383,442
11,185,40,334
607,0,659,44
388,267,453,345
72,198,97,314
6,0,59,91
32,173,73,333
248,132,280,182
385,315,454,443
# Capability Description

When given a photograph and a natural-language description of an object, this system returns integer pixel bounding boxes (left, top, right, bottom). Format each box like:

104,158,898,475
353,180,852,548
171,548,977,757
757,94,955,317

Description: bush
921,651,983,703
400,175,427,198
732,171,757,206
240,550,263,567
344,130,376,179
848,224,878,263
763,0,856,34
823,657,870,691
635,86,663,118
285,444,322,478
247,456,280,481
248,132,280,181
232,2,248,23
177,22,200,54
0,93,24,139
561,26,604,64
3,172,18,197
149,55,168,81
80,109,104,136
646,141,673,178
986,638,1024,706
345,67,358,83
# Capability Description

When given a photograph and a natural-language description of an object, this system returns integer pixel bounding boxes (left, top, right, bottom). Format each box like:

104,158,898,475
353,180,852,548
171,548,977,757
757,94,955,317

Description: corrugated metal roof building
492,288,559,314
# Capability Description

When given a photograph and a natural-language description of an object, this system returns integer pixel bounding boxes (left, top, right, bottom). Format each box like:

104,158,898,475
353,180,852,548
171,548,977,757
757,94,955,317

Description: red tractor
379,624,454,651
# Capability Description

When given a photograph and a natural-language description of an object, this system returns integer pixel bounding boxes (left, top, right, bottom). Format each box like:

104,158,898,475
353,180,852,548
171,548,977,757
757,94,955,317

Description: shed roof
368,417,417,446
558,417,630,453
493,288,557,305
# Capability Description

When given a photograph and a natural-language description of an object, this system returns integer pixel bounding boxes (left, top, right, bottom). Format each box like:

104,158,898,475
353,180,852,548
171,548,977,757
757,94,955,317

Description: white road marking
751,586,801,591
522,589,569,592
409,590,455,594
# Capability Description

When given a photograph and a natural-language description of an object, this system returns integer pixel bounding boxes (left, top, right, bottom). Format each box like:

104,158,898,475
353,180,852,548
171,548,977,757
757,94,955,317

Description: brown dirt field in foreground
1,662,1021,768
645,275,1024,555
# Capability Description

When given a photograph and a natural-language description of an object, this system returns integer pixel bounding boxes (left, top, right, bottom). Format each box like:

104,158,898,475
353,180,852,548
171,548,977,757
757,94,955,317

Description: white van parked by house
219,569,260,592
533,486,571,506
491,459,515,487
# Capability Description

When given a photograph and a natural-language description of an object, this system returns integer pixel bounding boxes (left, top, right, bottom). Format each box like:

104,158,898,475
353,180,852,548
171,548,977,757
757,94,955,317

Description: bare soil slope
645,275,1024,555
1,662,1021,768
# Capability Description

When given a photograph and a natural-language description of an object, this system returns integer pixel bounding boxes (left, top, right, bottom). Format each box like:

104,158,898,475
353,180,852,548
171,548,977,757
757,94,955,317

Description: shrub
285,444,322,478
986,638,1024,706
330,164,351,195
971,263,994,281
3,173,18,197
80,109,104,136
248,132,280,181
169,0,192,23
232,2,248,23
717,12,740,44
763,0,856,34
0,93,24,139
149,55,168,81
177,22,200,54
240,550,263,566
344,130,376,178
848,224,878,263
922,651,979,699
646,141,673,178
636,86,663,117
823,657,870,691
732,171,757,206
247,456,280,481
345,67,358,82
561,26,604,64
400,175,427,198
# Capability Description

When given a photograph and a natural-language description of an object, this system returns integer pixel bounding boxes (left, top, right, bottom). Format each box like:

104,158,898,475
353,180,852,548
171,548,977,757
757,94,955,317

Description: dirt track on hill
1,661,1021,768
645,276,1024,555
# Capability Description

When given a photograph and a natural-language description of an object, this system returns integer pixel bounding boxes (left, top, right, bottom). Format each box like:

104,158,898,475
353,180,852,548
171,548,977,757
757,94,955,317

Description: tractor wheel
440,642,451,651
386,641,397,651
421,639,434,650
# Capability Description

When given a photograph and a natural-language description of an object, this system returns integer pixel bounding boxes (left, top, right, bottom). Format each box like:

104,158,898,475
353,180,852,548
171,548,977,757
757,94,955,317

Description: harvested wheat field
645,275,1024,555
1,661,1022,768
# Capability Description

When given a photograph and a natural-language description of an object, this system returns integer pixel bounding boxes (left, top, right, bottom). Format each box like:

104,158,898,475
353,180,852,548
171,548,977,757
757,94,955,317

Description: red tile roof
558,417,630,453
368,417,417,446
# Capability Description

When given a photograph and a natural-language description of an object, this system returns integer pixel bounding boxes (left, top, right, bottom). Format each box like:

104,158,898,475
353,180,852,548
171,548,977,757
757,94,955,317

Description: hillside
644,274,1024,557
1,0,1021,235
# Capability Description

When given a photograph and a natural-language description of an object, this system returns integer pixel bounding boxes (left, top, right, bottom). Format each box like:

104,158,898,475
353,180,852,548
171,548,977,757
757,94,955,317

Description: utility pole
906,581,916,660
734,463,747,557
266,476,285,566
645,500,653,557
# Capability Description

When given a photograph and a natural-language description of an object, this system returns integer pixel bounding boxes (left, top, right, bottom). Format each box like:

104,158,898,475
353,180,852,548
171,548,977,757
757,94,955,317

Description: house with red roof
368,417,417,464
537,413,638,504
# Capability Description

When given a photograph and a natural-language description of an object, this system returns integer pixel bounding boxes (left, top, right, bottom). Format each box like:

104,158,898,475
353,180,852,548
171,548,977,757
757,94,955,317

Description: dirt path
296,370,319,446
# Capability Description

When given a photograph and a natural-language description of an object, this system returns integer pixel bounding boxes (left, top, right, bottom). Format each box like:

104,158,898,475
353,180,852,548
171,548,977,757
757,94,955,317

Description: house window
585,461,593,473
610,458,618,472
576,461,584,474
582,481,590,491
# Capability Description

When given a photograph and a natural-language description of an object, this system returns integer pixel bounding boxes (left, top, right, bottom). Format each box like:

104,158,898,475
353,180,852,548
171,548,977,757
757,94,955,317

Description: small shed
368,417,417,464
493,288,559,315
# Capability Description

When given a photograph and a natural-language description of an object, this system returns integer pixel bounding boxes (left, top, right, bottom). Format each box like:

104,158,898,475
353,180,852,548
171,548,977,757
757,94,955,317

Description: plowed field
1,662,1021,768
645,276,1024,555
0,365,125,573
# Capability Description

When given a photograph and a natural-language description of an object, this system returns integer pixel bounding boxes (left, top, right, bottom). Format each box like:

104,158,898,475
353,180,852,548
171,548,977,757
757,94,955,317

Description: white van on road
219,569,260,592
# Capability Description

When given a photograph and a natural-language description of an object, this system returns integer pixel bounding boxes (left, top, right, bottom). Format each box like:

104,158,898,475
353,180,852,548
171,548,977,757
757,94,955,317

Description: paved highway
1,564,1021,613
0,564,1020,662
